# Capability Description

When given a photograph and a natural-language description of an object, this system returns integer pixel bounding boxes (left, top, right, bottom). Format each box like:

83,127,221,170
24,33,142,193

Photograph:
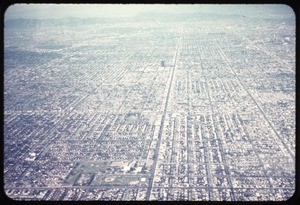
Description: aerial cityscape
4,4,295,201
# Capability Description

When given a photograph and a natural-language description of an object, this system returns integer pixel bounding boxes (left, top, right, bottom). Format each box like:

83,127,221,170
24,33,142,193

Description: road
145,29,181,200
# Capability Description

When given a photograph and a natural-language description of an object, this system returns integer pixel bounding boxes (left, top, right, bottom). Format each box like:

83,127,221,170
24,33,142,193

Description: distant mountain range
5,11,294,29
4,17,130,29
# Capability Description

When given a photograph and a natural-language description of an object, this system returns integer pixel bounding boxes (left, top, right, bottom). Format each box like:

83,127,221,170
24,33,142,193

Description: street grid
4,15,295,201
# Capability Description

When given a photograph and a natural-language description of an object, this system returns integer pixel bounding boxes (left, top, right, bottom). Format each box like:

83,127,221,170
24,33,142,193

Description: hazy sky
5,4,294,20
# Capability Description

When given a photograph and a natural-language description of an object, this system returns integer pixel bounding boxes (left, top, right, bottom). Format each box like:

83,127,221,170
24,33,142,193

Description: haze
5,4,294,20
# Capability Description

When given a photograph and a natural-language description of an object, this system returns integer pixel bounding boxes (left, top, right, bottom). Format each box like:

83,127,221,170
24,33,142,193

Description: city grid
4,5,295,201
